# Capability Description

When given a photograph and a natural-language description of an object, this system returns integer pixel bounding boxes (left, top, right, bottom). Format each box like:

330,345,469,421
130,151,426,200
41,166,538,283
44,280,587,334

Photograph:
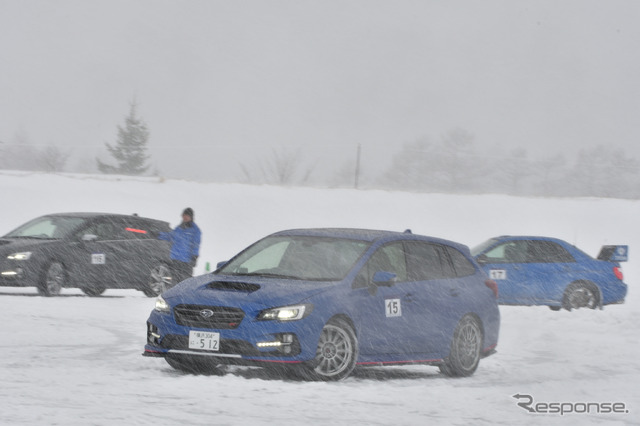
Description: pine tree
97,102,151,175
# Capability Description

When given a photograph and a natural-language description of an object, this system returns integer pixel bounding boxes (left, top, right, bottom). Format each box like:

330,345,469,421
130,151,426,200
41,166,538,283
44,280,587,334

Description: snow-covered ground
0,171,638,425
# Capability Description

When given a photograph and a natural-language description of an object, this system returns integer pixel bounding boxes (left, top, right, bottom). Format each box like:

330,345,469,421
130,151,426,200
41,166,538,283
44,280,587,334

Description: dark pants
170,260,193,285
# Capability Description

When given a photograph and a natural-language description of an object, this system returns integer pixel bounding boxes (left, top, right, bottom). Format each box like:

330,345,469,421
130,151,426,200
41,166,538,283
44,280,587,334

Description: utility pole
354,143,361,189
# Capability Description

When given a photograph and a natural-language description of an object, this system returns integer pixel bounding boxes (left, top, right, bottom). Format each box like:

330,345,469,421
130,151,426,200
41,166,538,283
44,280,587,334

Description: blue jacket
159,222,201,263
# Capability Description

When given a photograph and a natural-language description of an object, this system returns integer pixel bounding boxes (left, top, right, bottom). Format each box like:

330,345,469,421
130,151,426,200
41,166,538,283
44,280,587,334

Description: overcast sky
1,0,639,181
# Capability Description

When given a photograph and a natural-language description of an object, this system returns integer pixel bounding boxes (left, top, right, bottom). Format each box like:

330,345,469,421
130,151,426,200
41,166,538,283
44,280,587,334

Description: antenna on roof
404,229,412,234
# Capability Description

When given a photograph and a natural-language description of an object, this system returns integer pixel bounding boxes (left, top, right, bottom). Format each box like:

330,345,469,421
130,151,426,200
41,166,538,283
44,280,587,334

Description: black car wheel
82,285,106,297
143,263,172,297
302,319,358,381
38,261,65,297
440,315,482,377
562,282,599,311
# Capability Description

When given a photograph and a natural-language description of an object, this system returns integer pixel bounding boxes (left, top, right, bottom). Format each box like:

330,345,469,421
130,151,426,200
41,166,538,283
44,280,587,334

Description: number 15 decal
385,298,402,317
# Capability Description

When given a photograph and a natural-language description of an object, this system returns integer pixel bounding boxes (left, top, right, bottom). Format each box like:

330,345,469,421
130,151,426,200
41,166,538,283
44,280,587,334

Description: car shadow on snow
0,290,126,298
163,364,443,382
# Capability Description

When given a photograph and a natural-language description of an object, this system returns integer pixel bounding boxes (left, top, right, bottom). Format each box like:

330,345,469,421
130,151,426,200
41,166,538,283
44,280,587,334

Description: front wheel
38,261,65,296
82,285,106,297
143,263,172,297
562,282,599,311
440,315,483,377
301,319,358,381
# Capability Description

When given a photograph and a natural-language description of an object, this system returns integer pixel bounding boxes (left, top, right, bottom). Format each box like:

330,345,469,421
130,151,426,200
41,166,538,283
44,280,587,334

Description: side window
528,241,575,263
405,242,453,281
485,241,528,263
80,221,113,241
355,243,407,287
446,246,477,277
82,219,129,241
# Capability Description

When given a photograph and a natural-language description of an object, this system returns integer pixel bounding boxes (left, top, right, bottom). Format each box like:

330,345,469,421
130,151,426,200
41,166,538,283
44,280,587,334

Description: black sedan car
0,213,173,297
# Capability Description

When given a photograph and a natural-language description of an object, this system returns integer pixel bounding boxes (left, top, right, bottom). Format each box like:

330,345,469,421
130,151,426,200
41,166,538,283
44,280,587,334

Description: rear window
446,246,476,277
405,242,453,280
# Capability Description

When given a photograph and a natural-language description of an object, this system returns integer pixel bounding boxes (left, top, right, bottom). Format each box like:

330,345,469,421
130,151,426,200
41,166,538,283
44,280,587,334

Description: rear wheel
82,285,106,297
562,282,599,311
143,263,172,297
440,315,483,377
300,319,358,381
38,261,65,296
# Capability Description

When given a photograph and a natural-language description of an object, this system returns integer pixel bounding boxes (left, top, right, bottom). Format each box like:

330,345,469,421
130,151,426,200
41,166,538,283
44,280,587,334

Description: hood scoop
207,281,261,293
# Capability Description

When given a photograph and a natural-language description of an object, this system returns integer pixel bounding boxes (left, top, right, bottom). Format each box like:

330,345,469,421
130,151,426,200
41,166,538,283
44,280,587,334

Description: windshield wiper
239,272,301,280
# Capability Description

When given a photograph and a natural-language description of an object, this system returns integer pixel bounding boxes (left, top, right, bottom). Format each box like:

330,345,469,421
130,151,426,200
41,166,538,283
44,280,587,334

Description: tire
165,355,225,375
562,282,599,311
38,261,65,297
143,263,172,297
301,319,358,381
440,315,483,377
82,285,106,297
549,306,561,311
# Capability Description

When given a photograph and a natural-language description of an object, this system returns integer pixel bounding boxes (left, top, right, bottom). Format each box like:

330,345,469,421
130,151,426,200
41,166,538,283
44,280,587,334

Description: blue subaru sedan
144,228,500,380
472,236,628,311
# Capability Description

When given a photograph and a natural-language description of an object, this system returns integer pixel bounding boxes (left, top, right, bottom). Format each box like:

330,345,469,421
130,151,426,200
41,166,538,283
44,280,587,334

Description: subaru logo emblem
199,309,214,318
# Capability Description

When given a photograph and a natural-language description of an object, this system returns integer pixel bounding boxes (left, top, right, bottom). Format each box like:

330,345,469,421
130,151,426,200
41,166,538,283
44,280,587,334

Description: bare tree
240,147,315,185
1,130,38,170
36,145,71,172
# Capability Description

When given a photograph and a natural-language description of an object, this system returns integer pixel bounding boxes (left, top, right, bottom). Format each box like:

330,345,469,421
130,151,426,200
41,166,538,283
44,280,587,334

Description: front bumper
144,309,321,364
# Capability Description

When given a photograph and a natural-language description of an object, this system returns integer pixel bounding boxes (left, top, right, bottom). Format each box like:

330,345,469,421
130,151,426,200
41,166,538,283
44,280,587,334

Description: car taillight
613,266,624,280
485,279,499,298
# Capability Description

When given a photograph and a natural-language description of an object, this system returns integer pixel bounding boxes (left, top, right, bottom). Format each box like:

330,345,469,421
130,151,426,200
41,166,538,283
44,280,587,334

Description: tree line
374,129,639,199
1,105,638,199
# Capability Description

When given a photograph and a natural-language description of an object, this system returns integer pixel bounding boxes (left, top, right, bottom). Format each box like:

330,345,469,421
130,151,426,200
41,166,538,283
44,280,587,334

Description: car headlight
154,295,170,313
257,304,313,321
7,252,32,261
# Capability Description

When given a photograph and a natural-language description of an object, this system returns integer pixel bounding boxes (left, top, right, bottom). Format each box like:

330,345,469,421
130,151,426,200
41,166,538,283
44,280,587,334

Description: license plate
188,331,220,351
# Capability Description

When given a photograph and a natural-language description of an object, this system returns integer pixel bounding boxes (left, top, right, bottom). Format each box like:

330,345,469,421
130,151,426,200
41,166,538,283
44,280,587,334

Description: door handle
405,293,417,303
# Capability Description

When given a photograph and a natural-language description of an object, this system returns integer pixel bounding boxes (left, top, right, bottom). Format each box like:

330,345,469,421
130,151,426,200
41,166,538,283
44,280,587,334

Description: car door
66,218,123,285
353,241,459,357
399,241,463,354
478,240,531,304
117,218,167,285
521,240,577,302
352,242,415,355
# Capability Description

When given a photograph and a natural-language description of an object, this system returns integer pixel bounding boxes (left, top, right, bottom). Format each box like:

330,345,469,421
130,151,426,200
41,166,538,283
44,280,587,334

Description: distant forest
2,128,638,200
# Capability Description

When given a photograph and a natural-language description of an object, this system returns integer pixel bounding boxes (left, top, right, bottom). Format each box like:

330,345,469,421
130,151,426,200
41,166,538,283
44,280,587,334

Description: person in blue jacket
159,207,202,285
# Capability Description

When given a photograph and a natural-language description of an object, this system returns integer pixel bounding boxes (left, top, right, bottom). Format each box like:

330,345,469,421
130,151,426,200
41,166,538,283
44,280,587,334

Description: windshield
4,216,87,239
217,235,371,281
470,238,499,257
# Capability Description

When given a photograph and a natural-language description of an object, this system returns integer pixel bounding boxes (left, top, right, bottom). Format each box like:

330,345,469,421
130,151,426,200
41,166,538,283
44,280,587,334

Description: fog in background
1,1,639,190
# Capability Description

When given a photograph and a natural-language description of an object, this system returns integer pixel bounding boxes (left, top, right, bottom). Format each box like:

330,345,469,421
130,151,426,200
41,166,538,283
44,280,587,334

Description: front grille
174,304,245,329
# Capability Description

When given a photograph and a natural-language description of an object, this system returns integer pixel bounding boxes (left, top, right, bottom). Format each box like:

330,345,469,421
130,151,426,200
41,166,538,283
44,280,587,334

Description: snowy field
0,171,638,426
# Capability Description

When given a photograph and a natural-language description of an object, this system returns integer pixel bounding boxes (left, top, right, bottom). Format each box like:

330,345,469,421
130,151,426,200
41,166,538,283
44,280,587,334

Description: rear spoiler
597,245,628,262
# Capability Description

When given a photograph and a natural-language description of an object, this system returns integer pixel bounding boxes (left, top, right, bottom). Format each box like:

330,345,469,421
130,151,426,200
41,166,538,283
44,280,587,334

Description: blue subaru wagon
472,236,628,311
144,228,500,380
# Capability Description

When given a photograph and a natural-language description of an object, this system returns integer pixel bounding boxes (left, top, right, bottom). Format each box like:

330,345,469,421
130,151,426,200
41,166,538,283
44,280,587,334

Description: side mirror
475,254,489,265
82,234,98,242
372,271,397,286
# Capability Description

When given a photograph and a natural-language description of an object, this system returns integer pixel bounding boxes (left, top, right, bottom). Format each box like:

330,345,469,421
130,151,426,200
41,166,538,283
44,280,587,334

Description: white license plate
188,331,220,351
